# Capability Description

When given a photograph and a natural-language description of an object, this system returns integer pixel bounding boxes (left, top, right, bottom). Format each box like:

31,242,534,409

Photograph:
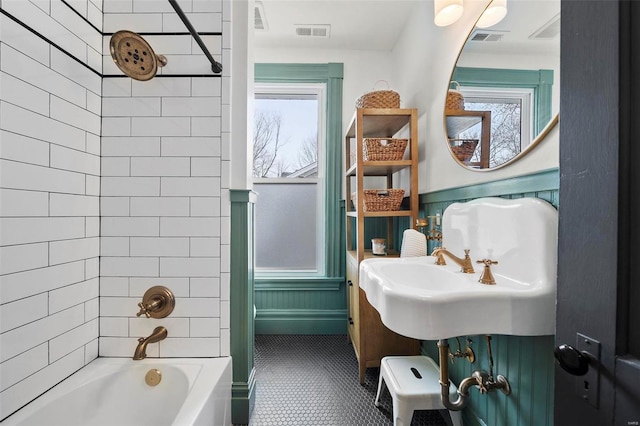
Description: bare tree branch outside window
297,135,318,169
461,101,522,168
253,110,289,177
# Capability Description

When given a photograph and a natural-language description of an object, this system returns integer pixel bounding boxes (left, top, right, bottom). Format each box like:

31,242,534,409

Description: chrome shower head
109,30,167,81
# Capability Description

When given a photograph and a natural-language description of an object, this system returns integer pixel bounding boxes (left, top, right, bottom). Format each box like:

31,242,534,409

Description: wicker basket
356,81,400,109
449,139,478,163
446,89,465,111
356,90,400,109
446,81,465,111
363,138,408,161
351,189,405,212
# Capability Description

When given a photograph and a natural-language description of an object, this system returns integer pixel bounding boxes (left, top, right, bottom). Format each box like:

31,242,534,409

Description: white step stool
374,355,463,426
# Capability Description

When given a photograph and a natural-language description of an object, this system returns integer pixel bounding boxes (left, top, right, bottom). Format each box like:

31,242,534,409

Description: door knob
554,344,590,376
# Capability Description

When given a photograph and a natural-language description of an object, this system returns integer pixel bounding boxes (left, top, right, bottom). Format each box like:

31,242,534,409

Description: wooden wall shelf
344,108,420,383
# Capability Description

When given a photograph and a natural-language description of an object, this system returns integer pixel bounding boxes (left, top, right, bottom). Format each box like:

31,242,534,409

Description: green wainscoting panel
420,168,559,206
256,309,347,334
419,168,558,426
255,277,347,334
230,190,257,425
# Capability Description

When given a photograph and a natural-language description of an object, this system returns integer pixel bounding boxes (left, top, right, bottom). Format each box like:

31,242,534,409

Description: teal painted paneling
256,309,347,334
420,169,558,426
347,210,411,253
347,216,391,251
420,168,559,205
423,335,555,426
230,190,257,425
255,277,347,334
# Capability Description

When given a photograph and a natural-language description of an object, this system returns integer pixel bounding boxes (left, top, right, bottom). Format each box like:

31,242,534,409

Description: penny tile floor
237,335,450,426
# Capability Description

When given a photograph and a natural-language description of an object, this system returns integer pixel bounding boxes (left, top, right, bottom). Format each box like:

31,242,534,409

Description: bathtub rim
1,356,232,426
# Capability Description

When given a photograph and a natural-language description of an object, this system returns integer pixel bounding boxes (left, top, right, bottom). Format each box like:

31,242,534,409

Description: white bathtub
1,357,232,426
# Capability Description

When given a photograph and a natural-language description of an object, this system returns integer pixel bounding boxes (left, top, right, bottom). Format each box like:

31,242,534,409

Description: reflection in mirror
445,0,560,170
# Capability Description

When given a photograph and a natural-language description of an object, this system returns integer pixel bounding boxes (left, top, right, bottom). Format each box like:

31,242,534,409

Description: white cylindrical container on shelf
372,238,387,256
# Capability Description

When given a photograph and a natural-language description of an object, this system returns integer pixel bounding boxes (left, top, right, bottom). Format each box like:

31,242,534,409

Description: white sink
359,197,558,340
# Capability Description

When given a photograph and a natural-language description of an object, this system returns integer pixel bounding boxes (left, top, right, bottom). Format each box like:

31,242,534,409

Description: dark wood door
556,1,640,424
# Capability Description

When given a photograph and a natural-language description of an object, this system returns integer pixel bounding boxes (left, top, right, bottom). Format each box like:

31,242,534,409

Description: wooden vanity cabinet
345,108,420,384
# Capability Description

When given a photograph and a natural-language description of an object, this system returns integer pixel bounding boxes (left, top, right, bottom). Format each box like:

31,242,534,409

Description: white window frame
253,82,327,276
459,86,535,149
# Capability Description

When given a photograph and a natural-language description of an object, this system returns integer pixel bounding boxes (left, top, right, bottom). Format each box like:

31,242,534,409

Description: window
451,66,554,168
253,83,326,274
459,87,534,168
253,90,321,179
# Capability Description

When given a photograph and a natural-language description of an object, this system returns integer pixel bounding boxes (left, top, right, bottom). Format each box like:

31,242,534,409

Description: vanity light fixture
475,0,507,28
434,0,464,27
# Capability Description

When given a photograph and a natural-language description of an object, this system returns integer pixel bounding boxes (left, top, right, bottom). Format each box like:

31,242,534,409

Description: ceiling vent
294,24,331,38
529,13,560,39
470,29,504,42
254,1,268,31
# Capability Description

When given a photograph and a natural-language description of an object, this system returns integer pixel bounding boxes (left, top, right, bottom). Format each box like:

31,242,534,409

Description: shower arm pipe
167,0,222,74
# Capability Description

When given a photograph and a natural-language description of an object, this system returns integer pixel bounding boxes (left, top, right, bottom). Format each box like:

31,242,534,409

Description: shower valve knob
137,302,149,318
135,286,175,319
136,301,156,318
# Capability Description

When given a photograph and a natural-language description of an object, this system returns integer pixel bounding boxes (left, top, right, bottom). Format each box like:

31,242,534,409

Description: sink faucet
431,247,475,273
133,326,167,360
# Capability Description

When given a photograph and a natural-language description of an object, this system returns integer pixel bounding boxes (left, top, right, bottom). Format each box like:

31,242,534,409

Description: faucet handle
135,286,175,319
472,370,490,394
136,301,154,318
431,246,446,265
476,259,498,285
431,246,445,255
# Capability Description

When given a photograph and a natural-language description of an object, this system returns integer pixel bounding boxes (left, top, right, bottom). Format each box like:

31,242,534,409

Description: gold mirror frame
445,1,560,172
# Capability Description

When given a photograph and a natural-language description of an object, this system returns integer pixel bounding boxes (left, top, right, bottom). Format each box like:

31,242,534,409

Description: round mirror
445,0,560,170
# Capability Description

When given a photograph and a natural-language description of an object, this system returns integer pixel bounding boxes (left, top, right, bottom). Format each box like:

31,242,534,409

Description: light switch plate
575,333,601,408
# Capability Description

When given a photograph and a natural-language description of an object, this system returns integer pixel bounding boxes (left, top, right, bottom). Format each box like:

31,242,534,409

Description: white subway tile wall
99,0,229,359
0,0,101,418
102,2,223,76
0,0,230,421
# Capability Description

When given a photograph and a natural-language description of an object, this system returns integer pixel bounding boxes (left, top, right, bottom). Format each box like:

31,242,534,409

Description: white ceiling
253,0,419,51
253,0,560,56
464,1,560,56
